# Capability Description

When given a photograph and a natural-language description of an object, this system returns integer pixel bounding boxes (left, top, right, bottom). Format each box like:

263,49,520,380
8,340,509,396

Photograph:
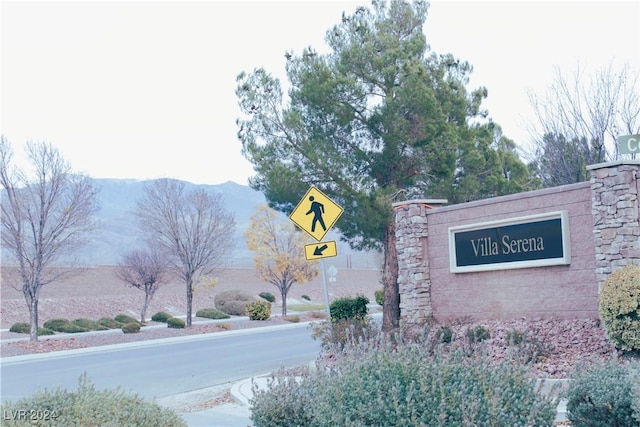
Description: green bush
9,322,30,334
97,317,122,329
167,317,186,329
121,322,141,334
196,308,230,320
151,311,173,322
73,318,107,331
329,295,369,322
374,288,384,306
247,300,271,321
599,265,640,351
259,292,276,303
0,373,186,426
214,289,254,316
466,325,491,343
566,360,639,427
114,314,140,325
38,327,55,336
301,295,311,301
251,346,557,426
43,318,87,333
436,325,454,343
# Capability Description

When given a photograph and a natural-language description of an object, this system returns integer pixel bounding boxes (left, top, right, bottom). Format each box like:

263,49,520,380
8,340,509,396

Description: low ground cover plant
0,373,186,426
252,324,558,426
195,308,230,320
151,311,173,322
167,317,186,329
566,359,640,426
114,314,140,325
214,289,254,316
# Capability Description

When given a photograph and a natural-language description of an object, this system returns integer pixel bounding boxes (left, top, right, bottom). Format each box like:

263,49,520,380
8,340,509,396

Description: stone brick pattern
588,161,640,289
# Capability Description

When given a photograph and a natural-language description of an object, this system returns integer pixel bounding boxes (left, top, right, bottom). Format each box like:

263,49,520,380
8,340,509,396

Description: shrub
167,317,185,329
9,322,30,334
121,322,141,334
301,294,311,301
311,318,373,350
217,323,232,330
214,289,254,316
97,317,122,329
284,315,300,323
196,308,230,320
436,325,454,343
73,318,107,331
0,373,186,426
251,346,557,426
375,288,384,306
599,265,640,351
43,318,88,333
566,360,638,427
38,327,55,336
223,301,248,316
151,311,173,322
247,300,271,321
259,292,276,303
114,314,140,325
466,324,491,343
329,295,369,322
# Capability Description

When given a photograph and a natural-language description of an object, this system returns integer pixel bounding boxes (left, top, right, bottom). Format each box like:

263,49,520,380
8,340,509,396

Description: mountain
2,178,379,268
86,179,379,268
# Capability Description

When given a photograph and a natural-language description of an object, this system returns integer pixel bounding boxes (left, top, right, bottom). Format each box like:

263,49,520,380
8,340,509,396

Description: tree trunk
186,280,193,327
280,287,287,317
29,297,39,342
382,220,400,332
141,292,151,324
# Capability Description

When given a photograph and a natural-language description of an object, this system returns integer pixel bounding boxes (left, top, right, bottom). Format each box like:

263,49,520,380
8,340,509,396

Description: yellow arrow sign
304,241,338,260
289,186,344,241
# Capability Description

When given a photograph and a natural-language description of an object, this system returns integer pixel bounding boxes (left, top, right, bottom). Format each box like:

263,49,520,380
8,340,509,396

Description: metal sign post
321,259,331,318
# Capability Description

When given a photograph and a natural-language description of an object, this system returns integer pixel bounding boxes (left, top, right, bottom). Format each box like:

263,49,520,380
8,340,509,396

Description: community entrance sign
448,211,571,273
617,134,640,155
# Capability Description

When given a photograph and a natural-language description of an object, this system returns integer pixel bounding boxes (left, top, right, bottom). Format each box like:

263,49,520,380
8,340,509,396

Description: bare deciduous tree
0,138,99,342
115,246,169,324
135,179,235,326
527,62,640,186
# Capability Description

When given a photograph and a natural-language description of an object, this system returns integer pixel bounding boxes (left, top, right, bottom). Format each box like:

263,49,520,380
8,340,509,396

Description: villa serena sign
449,211,570,273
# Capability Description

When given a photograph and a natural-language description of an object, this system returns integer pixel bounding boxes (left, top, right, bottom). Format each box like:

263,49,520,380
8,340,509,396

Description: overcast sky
2,0,639,185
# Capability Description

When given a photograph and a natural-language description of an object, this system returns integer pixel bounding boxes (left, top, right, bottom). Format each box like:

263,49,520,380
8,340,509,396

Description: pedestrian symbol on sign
306,196,327,233
289,186,344,242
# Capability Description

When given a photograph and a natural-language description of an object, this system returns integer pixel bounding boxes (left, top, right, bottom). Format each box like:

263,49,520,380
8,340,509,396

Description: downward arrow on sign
313,244,328,256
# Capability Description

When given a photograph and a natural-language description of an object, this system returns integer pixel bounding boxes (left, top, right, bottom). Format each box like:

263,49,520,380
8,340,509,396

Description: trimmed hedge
259,292,276,303
114,314,140,325
329,295,369,322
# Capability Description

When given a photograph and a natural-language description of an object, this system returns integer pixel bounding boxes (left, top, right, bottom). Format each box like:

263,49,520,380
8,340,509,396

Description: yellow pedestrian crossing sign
304,241,338,260
289,186,343,242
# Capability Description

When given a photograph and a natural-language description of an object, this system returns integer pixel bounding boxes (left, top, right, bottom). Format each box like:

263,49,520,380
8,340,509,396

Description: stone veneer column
393,199,447,331
588,160,640,290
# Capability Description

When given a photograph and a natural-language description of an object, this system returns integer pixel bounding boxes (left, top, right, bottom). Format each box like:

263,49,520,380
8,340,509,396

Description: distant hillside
2,178,380,268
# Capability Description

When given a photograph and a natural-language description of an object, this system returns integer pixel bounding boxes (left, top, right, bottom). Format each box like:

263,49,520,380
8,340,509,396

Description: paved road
1,322,322,404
